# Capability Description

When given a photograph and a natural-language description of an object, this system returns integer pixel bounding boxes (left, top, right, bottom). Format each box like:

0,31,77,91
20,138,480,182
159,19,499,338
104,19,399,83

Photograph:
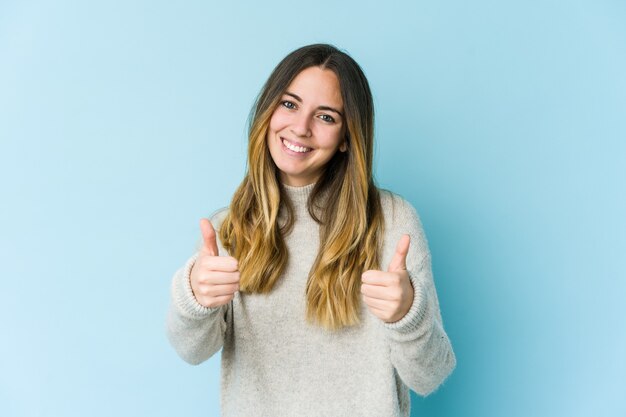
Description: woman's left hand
361,234,414,323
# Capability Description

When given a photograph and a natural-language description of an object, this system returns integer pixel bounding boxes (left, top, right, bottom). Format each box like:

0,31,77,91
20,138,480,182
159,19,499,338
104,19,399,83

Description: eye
281,100,296,110
319,114,336,123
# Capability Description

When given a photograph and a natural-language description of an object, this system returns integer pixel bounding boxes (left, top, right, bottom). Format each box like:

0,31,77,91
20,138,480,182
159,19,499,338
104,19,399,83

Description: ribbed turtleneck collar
282,182,316,208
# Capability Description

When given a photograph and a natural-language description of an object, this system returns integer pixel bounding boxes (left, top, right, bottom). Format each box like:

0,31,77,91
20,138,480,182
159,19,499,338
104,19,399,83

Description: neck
282,182,316,208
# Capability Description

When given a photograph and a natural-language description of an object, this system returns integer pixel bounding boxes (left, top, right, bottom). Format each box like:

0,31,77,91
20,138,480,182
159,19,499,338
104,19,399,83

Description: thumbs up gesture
189,218,240,308
361,234,414,323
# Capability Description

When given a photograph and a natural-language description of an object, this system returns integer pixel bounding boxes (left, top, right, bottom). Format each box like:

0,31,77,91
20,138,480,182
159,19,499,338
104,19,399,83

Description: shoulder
377,187,430,263
193,206,230,253
208,206,230,231
378,188,421,226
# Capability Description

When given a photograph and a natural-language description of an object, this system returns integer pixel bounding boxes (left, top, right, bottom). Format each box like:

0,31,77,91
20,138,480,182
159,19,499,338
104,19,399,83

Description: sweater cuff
382,270,430,334
172,252,224,319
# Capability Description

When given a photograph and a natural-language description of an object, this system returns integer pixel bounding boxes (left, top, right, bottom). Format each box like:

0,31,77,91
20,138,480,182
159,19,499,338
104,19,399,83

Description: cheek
269,109,289,133
319,127,344,148
267,112,284,152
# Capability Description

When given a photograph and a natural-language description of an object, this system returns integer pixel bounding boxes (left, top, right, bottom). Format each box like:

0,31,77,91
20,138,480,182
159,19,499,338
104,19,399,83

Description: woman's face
267,66,347,187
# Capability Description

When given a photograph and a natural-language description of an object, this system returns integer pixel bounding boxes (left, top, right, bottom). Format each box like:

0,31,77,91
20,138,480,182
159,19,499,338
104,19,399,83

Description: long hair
219,44,384,331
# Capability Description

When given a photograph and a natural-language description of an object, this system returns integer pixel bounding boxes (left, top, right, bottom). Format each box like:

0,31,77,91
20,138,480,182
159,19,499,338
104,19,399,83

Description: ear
339,132,350,152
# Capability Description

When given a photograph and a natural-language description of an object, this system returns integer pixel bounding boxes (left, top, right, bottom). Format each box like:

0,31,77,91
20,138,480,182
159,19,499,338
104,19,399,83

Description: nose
290,111,312,138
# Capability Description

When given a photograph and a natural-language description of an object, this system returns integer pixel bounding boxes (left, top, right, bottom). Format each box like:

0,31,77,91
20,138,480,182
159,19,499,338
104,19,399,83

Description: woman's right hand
189,218,240,308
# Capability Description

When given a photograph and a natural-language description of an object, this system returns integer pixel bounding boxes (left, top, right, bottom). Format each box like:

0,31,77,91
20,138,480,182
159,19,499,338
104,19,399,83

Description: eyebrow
284,92,344,118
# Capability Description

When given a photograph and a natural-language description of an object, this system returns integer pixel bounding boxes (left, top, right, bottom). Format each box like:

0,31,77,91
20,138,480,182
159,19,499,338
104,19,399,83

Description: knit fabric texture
166,183,456,416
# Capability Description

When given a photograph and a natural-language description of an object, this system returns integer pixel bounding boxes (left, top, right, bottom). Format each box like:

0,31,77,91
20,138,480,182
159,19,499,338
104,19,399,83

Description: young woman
166,43,456,416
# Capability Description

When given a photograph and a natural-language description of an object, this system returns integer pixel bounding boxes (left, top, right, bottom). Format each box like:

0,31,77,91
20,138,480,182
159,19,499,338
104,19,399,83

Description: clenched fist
361,234,415,323
189,218,240,308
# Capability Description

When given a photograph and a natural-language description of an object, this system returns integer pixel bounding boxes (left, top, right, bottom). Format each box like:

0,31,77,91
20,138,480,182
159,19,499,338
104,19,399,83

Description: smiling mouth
281,137,312,153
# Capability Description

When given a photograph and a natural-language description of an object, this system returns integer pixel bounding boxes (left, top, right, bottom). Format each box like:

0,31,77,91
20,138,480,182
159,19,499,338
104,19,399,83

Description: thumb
387,234,410,272
199,218,219,256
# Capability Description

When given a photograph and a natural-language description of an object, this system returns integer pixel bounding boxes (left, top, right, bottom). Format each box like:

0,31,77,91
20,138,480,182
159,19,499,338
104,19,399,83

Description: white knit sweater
166,183,456,416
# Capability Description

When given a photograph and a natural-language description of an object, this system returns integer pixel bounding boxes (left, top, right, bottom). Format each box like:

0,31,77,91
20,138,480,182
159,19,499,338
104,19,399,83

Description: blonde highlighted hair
219,44,384,331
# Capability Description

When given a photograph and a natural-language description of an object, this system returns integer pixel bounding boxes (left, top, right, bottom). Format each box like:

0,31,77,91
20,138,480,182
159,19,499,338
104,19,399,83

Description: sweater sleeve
165,208,231,365
381,194,456,396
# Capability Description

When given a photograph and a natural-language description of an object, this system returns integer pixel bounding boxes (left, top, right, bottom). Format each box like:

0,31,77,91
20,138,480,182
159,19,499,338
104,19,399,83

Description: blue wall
1,1,624,416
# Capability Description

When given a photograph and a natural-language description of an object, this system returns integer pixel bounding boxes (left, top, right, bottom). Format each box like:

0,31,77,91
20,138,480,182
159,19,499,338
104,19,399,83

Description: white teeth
282,138,311,153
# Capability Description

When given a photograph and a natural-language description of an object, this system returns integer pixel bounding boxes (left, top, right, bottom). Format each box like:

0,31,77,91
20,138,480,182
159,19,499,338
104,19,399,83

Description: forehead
286,66,343,107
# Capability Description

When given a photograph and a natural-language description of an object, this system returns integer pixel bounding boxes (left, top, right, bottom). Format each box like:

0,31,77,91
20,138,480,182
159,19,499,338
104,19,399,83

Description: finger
387,234,410,272
197,270,240,285
199,218,219,256
361,270,395,286
201,255,239,272
361,283,397,301
362,294,392,311
203,283,239,297
200,293,234,308
367,304,387,316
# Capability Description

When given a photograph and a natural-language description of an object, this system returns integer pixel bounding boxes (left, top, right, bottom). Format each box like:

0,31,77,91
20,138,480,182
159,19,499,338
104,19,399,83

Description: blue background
1,1,625,416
